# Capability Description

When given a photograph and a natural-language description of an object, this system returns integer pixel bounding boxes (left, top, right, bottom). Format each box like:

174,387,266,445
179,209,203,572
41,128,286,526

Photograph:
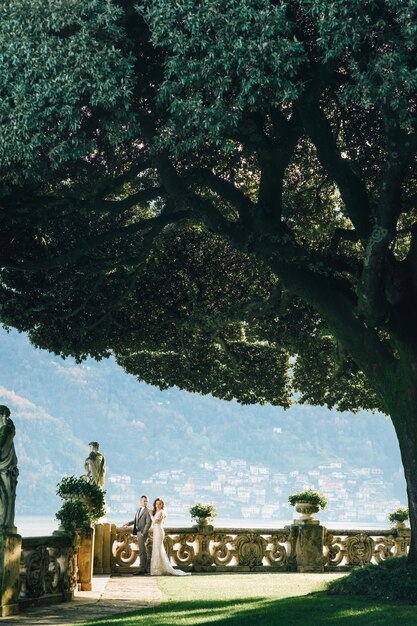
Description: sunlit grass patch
78,572,417,626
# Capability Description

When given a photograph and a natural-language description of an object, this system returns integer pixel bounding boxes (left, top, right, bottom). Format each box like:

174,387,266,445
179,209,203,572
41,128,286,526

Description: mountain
0,327,407,522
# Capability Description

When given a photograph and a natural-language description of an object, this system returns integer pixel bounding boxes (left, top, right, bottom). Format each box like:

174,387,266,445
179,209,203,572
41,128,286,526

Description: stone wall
19,533,78,610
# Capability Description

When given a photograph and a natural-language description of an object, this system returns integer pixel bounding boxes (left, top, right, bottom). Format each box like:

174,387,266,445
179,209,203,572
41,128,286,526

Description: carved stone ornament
169,534,196,567
235,532,266,568
113,529,140,567
343,533,374,566
212,534,235,566
63,547,78,592
25,546,49,598
265,532,289,566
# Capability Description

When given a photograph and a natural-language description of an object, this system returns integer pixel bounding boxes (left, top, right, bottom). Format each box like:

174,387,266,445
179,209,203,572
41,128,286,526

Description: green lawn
79,573,417,626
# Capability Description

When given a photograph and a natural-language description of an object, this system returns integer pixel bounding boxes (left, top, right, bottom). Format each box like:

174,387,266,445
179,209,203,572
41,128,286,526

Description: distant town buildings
105,457,402,524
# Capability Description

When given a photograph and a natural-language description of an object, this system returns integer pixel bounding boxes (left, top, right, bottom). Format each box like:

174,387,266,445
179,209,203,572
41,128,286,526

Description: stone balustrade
0,520,411,618
18,533,78,610
324,527,410,570
105,522,411,575
110,525,295,573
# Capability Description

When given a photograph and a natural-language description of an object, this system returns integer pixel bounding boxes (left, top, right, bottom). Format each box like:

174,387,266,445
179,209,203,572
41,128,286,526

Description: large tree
2,1,417,558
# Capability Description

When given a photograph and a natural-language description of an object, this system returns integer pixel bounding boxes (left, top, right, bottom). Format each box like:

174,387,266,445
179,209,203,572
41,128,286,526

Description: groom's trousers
136,532,148,572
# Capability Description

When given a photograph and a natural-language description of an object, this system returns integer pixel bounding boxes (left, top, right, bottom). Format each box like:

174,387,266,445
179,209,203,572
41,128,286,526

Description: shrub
288,489,327,509
189,502,217,522
56,475,106,533
327,557,417,603
56,499,92,534
388,507,409,524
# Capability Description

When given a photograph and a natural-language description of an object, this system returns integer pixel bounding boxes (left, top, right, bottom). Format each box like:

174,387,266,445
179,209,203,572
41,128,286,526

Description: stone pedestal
395,527,411,557
194,524,214,572
77,528,95,591
0,530,22,616
294,523,324,573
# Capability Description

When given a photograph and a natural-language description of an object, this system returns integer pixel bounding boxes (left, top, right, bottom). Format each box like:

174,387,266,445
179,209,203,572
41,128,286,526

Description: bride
150,498,191,576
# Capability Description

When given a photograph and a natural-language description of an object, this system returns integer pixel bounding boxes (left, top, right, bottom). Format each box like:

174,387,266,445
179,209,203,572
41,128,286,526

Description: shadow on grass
79,593,417,626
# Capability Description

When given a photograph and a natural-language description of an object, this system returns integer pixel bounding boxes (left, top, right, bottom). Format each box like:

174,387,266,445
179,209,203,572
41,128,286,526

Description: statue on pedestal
84,441,106,488
0,406,18,531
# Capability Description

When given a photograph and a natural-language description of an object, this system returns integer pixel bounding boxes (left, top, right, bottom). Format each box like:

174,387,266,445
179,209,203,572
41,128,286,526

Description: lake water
16,515,391,537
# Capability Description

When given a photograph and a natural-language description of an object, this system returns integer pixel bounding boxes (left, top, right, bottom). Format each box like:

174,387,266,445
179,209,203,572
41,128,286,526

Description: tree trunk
383,372,417,564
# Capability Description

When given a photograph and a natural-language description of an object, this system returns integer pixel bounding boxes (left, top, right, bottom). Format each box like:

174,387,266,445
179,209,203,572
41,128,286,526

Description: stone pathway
0,575,161,626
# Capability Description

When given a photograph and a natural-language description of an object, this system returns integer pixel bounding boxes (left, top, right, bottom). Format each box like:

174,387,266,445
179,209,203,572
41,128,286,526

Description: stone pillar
102,523,111,574
294,523,324,573
0,530,22,616
109,524,117,573
194,524,214,572
93,524,104,574
394,527,411,557
77,527,95,591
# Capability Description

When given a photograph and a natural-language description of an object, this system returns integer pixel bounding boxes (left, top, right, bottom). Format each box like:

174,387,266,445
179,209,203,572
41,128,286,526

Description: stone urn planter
395,521,407,529
189,503,217,529
388,507,409,530
288,490,327,525
294,501,320,524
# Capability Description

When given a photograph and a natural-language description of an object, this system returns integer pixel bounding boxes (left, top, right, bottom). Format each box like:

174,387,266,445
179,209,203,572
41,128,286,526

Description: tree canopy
3,0,417,556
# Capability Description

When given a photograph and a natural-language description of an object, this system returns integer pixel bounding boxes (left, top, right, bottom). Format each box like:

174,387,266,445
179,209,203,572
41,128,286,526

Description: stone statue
0,406,18,531
84,441,106,488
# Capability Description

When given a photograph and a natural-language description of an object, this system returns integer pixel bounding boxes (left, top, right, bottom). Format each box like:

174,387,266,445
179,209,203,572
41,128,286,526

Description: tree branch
188,168,255,221
262,254,395,400
257,110,302,221
0,210,192,272
297,94,372,241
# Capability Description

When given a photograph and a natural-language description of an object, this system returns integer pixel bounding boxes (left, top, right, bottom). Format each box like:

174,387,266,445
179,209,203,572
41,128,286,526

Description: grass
76,572,417,626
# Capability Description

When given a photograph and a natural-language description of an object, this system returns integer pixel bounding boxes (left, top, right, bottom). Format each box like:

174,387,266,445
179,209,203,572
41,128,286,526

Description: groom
124,495,152,575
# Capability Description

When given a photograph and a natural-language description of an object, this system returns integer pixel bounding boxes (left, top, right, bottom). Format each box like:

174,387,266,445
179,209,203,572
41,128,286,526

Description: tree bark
383,360,417,564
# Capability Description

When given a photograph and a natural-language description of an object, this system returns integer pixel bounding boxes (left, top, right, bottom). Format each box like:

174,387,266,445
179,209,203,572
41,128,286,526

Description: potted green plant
56,476,106,533
189,502,217,526
288,489,327,524
388,507,409,529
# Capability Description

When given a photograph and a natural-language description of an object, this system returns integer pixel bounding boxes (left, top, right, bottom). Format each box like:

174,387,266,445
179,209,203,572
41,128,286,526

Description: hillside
0,328,406,521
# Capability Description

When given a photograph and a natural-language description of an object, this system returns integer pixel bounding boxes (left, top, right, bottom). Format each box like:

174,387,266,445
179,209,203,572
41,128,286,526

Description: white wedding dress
150,509,190,576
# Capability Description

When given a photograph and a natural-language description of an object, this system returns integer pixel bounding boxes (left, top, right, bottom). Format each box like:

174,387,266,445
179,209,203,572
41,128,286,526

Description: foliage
55,499,91,534
57,475,105,507
56,475,106,531
0,0,135,188
3,0,417,556
189,502,217,522
288,490,327,509
327,557,417,604
388,507,409,524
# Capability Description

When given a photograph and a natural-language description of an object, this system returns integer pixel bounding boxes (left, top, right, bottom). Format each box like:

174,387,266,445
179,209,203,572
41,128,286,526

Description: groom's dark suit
128,506,152,573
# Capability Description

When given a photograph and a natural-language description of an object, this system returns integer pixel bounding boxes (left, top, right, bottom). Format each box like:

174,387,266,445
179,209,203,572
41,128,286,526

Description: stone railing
110,524,295,573
106,522,411,575
18,533,78,610
323,527,410,570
